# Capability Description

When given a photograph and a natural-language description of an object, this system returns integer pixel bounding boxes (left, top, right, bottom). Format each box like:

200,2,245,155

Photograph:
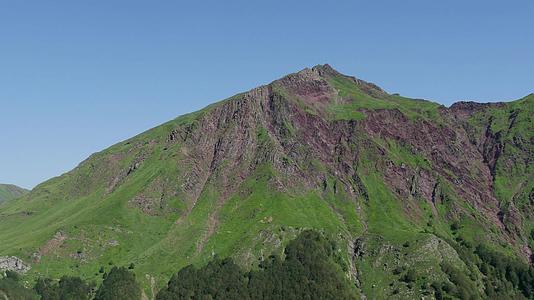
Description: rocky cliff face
0,65,532,298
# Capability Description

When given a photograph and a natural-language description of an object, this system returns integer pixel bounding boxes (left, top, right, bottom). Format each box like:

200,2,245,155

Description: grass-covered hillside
0,65,532,299
0,184,28,204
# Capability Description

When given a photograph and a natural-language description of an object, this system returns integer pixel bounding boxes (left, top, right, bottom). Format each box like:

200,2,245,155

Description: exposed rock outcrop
0,256,30,273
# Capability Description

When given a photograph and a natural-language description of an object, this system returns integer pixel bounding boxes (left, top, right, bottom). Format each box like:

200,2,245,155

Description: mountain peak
275,64,387,100
293,64,341,79
311,63,339,76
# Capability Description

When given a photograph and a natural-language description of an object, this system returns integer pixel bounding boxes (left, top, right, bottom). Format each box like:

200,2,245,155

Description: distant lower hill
0,184,28,204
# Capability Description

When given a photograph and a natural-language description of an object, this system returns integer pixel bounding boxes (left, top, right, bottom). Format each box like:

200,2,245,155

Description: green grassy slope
0,184,28,204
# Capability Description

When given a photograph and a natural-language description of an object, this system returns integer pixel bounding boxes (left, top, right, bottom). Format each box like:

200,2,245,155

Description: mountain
0,65,532,299
0,184,28,204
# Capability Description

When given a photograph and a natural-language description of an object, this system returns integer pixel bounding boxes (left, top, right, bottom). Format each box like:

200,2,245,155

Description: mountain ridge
0,184,28,204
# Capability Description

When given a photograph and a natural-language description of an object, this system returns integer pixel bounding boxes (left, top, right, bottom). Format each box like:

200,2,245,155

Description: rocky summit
0,65,533,299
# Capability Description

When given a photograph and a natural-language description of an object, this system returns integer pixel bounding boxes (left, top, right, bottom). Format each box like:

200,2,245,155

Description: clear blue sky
1,0,533,189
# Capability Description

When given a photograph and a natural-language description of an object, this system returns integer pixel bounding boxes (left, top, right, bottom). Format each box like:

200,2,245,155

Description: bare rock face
449,101,494,119
0,256,30,273
361,107,504,226
127,64,530,253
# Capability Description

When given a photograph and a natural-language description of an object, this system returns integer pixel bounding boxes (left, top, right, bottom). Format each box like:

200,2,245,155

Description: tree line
4,230,534,299
0,266,141,300
428,233,534,299
0,230,357,300
157,230,357,300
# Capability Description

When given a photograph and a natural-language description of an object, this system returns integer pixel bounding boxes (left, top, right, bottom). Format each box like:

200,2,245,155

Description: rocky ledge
0,256,30,273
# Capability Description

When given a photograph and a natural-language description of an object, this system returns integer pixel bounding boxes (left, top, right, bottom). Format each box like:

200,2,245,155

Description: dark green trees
94,267,142,300
34,276,92,300
157,230,358,300
475,244,534,298
439,262,477,299
248,230,357,300
157,258,248,300
0,270,39,300
33,266,140,300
